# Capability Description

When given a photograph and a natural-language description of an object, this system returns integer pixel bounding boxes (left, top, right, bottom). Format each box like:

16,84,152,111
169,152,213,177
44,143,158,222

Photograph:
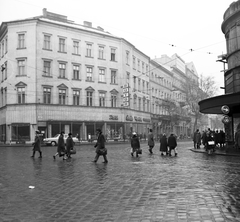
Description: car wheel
51,141,56,146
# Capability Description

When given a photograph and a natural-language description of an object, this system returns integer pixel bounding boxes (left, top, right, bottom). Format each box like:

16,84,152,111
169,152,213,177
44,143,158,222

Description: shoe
175,153,177,156
31,156,34,158
169,154,172,156
92,160,97,163
131,152,133,157
136,154,139,157
161,153,164,156
53,155,56,160
103,161,108,163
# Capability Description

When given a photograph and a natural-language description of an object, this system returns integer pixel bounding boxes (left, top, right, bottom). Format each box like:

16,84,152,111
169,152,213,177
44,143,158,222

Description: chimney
83,21,92,27
43,8,47,17
97,26,104,31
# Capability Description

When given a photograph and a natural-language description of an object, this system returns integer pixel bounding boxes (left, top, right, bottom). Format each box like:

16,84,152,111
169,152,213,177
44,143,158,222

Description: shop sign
109,115,118,120
134,116,142,122
122,83,130,107
222,115,230,124
221,105,230,115
143,118,151,123
126,115,133,121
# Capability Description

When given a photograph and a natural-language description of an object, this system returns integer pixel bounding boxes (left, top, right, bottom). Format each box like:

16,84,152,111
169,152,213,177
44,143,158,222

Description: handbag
70,147,76,154
97,148,107,155
137,148,142,154
208,141,215,145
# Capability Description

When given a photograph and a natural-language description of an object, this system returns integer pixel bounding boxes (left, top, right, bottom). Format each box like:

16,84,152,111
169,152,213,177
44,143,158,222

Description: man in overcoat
93,128,108,163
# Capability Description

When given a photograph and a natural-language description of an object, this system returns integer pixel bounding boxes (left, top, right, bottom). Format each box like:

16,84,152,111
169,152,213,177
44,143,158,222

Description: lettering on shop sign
143,118,151,122
109,115,118,120
126,115,133,121
134,116,142,122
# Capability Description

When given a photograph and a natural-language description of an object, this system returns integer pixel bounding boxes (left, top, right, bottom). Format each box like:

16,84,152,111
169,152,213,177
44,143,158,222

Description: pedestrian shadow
93,164,108,185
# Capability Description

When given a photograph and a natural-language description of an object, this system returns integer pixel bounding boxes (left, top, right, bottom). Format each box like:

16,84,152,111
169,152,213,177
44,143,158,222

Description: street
0,141,240,222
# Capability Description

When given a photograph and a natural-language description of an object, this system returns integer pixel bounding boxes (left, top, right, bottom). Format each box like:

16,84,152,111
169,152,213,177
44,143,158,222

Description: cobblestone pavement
0,141,240,222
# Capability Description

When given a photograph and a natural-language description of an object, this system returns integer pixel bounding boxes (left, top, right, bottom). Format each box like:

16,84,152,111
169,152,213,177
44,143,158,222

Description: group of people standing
193,128,226,154
130,129,178,157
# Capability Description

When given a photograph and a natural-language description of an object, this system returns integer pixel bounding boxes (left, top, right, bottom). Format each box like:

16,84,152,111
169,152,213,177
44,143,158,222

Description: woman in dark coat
160,133,168,156
66,133,74,159
93,128,108,163
53,131,67,160
168,133,177,156
131,132,141,157
205,131,215,154
147,129,155,154
31,130,42,158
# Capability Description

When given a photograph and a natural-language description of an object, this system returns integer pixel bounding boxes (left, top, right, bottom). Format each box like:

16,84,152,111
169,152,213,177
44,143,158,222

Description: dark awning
198,92,240,114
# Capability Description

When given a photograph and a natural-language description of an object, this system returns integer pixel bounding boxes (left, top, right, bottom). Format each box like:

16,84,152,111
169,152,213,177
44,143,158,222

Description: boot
31,151,35,158
39,151,42,158
103,155,108,163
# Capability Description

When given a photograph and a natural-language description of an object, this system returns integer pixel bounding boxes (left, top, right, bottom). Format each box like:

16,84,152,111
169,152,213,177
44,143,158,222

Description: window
142,62,144,74
73,65,80,80
86,91,93,106
137,60,140,71
138,78,141,91
133,76,136,91
110,48,116,61
43,87,51,104
99,69,105,82
126,72,130,84
111,94,117,107
111,70,117,84
86,43,92,57
98,46,104,59
5,37,7,53
59,38,66,52
133,56,136,69
86,67,93,81
17,59,26,76
2,41,4,56
43,61,51,76
99,93,105,107
126,51,129,65
73,41,79,55
133,96,137,110
17,87,25,104
73,90,80,105
146,65,149,75
143,99,146,112
59,89,66,105
18,33,25,49
142,80,145,93
59,63,66,78
138,98,141,111
43,35,51,50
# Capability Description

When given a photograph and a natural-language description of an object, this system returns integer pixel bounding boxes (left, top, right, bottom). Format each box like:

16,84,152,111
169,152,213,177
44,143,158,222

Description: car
43,134,79,146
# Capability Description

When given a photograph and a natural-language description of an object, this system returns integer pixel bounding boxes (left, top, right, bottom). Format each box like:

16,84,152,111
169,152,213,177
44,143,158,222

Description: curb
190,148,240,157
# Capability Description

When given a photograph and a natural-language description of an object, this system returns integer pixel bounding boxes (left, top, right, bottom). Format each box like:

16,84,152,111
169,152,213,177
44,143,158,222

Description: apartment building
0,9,152,143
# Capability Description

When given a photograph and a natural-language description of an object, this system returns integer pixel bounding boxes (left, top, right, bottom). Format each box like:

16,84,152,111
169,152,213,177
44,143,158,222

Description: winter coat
235,130,240,148
57,134,65,154
66,136,74,153
160,135,168,152
33,135,41,152
148,132,155,147
168,135,177,149
131,135,140,152
95,132,106,153
195,132,201,144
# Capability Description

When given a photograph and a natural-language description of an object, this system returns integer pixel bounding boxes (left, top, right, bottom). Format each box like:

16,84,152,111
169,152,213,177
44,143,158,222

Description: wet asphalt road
0,141,240,222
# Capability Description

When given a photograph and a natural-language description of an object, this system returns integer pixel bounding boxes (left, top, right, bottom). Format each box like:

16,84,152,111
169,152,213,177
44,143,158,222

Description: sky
0,0,236,95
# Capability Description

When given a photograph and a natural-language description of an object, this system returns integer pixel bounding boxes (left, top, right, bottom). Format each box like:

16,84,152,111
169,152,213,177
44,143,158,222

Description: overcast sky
0,0,236,94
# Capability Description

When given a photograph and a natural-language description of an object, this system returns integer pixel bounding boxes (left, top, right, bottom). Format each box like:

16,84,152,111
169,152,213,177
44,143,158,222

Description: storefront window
11,124,30,141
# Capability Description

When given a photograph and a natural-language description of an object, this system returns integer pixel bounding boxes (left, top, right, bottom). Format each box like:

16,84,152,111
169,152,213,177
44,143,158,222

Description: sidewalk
190,146,240,157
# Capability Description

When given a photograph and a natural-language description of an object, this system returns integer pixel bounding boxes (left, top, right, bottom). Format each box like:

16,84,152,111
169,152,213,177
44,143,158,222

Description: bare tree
183,74,218,132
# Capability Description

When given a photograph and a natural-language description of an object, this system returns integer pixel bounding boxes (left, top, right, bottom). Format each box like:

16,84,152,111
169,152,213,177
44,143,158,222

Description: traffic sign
222,115,230,124
221,105,230,114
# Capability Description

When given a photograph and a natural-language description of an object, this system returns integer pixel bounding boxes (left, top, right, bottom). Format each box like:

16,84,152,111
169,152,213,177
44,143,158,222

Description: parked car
43,134,79,146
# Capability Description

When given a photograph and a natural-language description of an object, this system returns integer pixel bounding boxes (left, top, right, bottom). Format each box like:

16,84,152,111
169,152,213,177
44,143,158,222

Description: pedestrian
201,130,207,150
31,130,42,158
66,133,74,159
168,133,178,156
93,128,108,163
219,130,225,149
130,132,141,157
205,131,215,154
193,129,201,149
147,129,155,154
235,126,240,149
160,133,168,156
53,131,67,160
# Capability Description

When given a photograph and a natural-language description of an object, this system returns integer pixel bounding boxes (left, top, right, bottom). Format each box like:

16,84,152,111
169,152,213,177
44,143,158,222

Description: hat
132,132,137,135
35,130,40,134
68,133,72,136
96,128,102,132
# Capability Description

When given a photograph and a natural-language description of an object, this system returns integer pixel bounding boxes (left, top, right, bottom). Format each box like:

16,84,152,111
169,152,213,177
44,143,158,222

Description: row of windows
0,36,8,58
16,32,150,75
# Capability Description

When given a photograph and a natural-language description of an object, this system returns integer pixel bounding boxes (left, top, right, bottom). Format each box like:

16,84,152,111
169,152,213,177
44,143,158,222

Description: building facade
0,9,199,143
199,1,240,144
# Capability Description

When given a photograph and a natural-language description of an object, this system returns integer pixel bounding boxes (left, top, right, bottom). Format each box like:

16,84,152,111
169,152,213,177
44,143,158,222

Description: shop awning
198,92,240,114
